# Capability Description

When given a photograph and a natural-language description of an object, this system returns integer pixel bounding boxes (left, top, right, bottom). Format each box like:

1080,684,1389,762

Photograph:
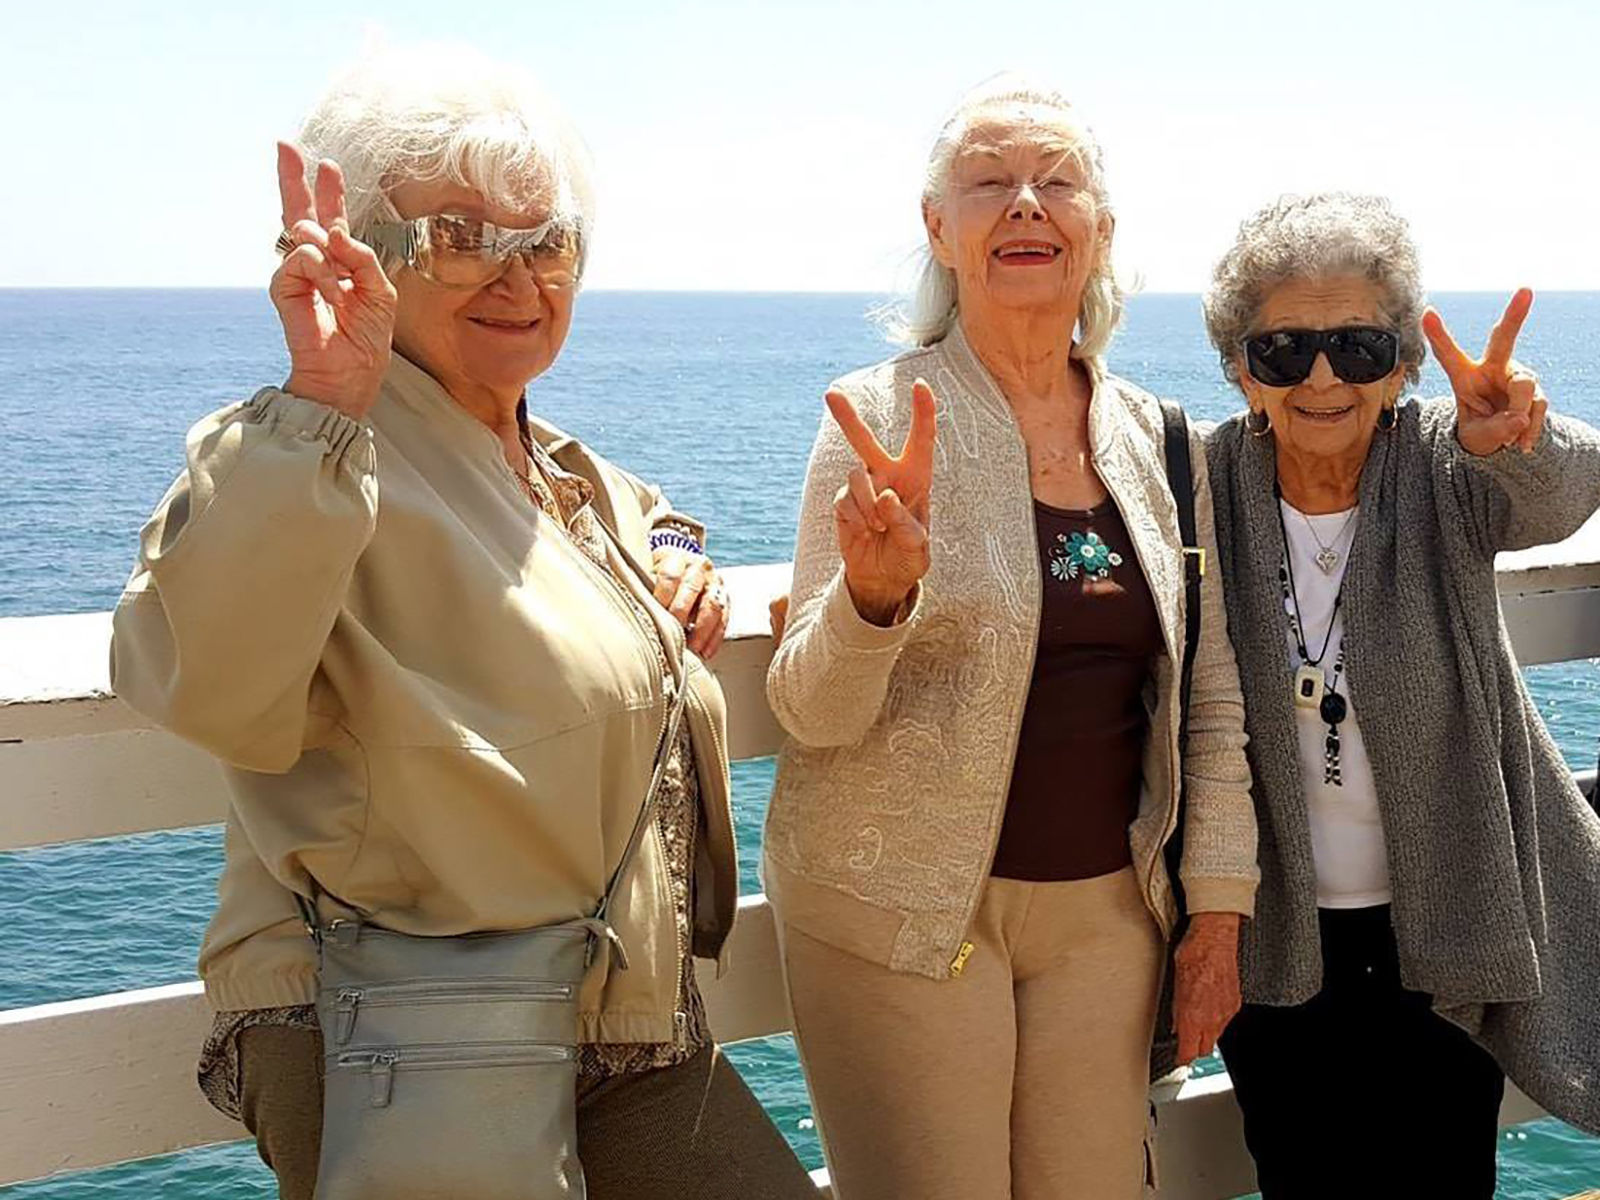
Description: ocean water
2,288,1599,1197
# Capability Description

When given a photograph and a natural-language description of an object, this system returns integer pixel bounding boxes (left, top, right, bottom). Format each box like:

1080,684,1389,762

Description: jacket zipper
492,449,689,1034
948,401,1043,978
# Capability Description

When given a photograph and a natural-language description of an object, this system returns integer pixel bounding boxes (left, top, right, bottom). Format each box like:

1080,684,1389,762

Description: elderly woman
110,49,815,1200
762,78,1260,1199
1204,193,1600,1198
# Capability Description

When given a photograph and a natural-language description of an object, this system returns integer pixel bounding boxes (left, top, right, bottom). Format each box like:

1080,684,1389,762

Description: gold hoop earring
1377,404,1397,432
1246,408,1272,438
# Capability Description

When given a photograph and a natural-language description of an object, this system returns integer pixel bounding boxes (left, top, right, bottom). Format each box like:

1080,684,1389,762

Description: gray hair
1203,192,1426,389
297,43,596,280
880,75,1124,364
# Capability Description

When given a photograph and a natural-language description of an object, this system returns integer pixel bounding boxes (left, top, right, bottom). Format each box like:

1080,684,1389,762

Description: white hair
879,75,1124,364
1203,192,1427,389
297,43,596,279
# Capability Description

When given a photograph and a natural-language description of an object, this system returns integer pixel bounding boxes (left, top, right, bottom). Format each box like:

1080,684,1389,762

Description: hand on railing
652,547,729,660
826,379,938,627
768,594,790,644
272,142,398,421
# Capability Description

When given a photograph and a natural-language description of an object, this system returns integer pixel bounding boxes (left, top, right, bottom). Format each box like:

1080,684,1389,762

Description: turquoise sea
2,289,1598,1197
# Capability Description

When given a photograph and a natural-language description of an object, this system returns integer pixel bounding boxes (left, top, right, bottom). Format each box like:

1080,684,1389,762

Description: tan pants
237,1028,816,1199
778,867,1165,1200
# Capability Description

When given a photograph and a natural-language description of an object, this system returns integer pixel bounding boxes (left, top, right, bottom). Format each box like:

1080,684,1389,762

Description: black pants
1219,906,1505,1200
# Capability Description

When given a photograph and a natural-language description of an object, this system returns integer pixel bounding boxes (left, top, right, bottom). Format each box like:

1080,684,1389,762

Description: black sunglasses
1242,326,1400,387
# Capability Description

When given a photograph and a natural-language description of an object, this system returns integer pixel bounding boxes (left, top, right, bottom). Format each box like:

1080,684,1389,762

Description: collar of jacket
936,322,1183,666
378,353,597,515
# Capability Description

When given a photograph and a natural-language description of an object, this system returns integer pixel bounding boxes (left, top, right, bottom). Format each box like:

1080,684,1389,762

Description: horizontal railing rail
5,517,1600,1194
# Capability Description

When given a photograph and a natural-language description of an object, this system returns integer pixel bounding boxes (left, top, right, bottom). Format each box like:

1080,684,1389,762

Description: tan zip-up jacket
111,355,737,1044
764,327,1259,981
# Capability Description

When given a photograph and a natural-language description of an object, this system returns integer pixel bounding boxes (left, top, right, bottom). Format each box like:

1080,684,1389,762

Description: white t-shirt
1279,500,1392,908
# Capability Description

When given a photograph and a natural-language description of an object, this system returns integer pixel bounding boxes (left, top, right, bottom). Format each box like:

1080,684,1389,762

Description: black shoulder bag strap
1149,398,1204,1086
1160,398,1203,920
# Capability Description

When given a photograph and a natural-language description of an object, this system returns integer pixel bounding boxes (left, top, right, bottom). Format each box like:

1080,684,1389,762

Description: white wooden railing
5,521,1600,1196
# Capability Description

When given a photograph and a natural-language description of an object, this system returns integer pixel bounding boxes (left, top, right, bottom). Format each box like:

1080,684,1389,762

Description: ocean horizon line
3,285,1598,297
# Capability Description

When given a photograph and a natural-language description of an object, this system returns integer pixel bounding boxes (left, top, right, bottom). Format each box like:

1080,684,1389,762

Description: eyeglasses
956,176,1084,205
365,214,584,289
1242,326,1400,387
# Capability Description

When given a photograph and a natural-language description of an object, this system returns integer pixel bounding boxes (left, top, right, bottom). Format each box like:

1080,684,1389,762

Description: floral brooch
1050,530,1123,582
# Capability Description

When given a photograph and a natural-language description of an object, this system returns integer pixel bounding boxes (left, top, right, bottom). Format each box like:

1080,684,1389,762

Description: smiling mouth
1293,404,1355,422
992,242,1062,265
469,316,541,333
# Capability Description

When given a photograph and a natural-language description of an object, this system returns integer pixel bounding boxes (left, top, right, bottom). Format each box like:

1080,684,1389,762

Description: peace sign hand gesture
1423,288,1549,458
271,142,399,420
826,379,938,627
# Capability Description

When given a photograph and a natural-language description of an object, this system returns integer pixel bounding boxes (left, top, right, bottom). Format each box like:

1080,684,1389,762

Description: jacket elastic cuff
246,387,371,459
204,966,320,1011
1181,876,1257,918
821,569,920,653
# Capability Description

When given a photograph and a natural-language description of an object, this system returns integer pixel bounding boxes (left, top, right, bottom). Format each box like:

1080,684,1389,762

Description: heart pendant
1314,548,1340,574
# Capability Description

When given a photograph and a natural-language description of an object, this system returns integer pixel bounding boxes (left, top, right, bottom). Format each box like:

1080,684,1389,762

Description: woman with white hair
110,47,816,1199
762,77,1260,1198
1204,192,1600,1196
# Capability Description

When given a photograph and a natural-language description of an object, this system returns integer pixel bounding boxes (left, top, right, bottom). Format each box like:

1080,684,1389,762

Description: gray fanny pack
302,671,690,1200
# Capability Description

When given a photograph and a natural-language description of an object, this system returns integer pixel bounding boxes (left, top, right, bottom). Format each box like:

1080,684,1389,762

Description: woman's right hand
826,379,938,626
271,141,398,420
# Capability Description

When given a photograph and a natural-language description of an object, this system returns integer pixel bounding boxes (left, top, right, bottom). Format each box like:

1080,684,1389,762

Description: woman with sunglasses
110,46,815,1200
1203,192,1600,1197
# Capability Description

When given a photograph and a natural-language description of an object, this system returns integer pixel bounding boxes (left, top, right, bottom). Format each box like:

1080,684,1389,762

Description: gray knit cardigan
1207,398,1600,1135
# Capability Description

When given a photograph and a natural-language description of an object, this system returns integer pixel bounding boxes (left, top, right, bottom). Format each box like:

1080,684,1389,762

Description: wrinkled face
924,103,1110,322
1238,275,1407,463
386,177,576,404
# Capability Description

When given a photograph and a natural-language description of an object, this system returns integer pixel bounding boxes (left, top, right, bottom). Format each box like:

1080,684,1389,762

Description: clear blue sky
6,0,1597,291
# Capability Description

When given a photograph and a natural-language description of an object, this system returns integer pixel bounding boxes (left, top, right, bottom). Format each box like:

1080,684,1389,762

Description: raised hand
1424,288,1549,457
271,141,398,420
827,379,938,626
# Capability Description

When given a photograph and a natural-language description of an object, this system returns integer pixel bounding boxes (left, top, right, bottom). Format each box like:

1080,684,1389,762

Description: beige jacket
764,327,1259,981
111,355,737,1044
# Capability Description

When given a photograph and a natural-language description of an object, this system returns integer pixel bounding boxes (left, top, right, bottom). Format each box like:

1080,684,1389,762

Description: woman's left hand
652,547,729,660
1173,911,1242,1065
1424,288,1549,457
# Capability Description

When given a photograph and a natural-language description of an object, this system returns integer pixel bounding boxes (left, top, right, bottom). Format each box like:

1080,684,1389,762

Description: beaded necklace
1276,496,1353,787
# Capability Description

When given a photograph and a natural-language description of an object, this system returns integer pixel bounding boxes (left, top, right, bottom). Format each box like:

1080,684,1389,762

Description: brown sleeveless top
990,498,1165,882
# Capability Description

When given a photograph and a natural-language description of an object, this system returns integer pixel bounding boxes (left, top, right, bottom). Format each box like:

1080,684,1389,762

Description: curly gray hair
296,43,596,281
880,75,1123,364
1203,192,1426,389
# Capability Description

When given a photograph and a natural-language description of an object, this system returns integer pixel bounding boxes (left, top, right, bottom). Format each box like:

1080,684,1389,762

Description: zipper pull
949,941,976,978
674,1011,689,1050
333,989,362,1045
369,1051,398,1108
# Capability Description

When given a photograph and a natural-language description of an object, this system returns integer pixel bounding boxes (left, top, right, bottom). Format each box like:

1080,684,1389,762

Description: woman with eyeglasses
1203,192,1600,1197
109,46,815,1200
763,76,1260,1198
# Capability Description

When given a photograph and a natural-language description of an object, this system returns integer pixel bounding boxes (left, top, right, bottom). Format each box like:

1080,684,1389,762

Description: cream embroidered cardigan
763,327,1259,981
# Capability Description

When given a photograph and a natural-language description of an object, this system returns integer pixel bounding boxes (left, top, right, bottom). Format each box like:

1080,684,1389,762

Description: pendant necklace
1298,506,1358,575
1276,492,1351,786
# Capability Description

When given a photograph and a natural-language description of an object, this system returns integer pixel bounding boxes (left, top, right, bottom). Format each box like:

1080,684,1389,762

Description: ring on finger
273,230,299,257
